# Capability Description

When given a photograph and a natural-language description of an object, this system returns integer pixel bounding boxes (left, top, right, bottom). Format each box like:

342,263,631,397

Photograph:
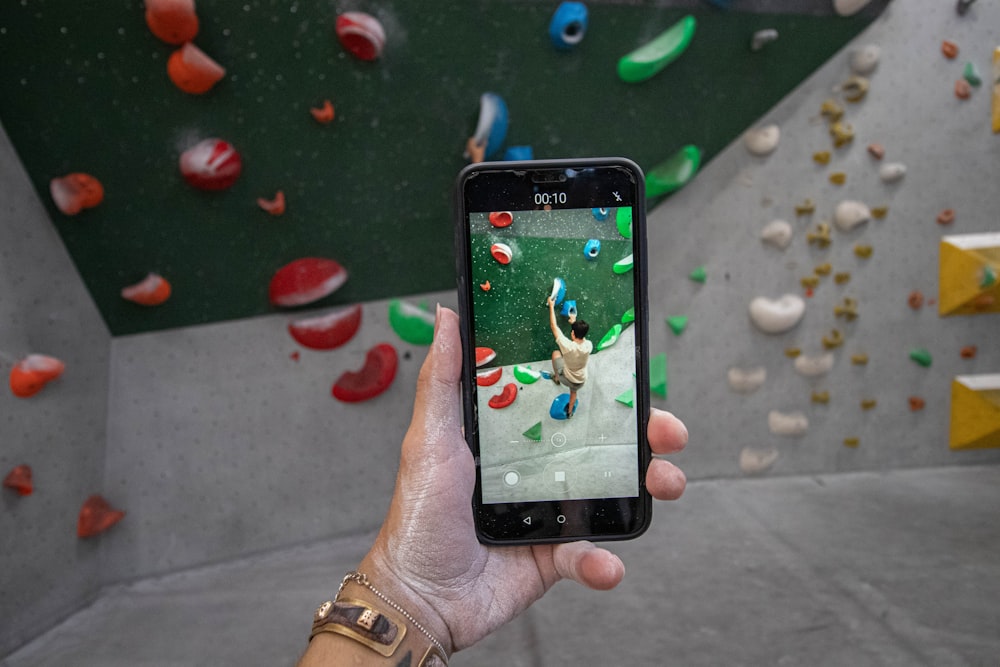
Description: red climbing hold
476,347,496,367
288,304,362,350
3,465,33,496
9,355,65,398
310,100,335,124
335,11,386,61
332,343,398,402
167,42,226,94
488,383,518,409
269,258,348,307
489,211,513,228
49,173,104,216
144,0,199,45
77,495,126,538
179,138,242,190
256,190,286,216
121,273,172,306
476,366,502,386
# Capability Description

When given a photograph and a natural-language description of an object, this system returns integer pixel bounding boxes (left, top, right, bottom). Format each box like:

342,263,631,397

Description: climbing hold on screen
617,15,696,83
560,300,578,320
549,393,578,420
179,138,242,190
77,495,126,538
470,92,509,160
269,258,348,307
744,125,780,156
491,243,513,265
549,2,588,50
591,207,610,221
121,273,172,306
646,145,701,197
615,207,632,238
335,11,386,61
489,211,513,228
621,307,635,325
598,323,622,351
477,367,502,386
550,278,566,306
523,421,543,442
514,365,542,384
332,343,398,402
615,388,634,407
145,0,199,45
9,354,65,398
584,239,601,260
288,304,362,350
49,173,104,216
476,347,497,367
613,254,634,274
3,465,33,496
167,42,225,94
488,383,518,409
310,99,335,124
256,190,286,216
650,353,667,399
388,300,435,345
748,295,805,334
666,315,688,336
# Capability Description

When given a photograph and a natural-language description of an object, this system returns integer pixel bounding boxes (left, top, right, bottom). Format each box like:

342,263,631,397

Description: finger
646,458,686,501
407,306,464,442
647,408,688,455
552,541,625,591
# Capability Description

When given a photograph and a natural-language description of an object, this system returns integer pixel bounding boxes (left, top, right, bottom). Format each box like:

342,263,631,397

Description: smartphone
454,158,651,545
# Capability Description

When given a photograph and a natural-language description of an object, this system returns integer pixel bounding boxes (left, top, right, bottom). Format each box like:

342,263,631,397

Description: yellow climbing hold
834,272,851,284
795,199,816,216
807,222,832,248
784,347,801,358
860,398,877,410
854,244,873,258
834,297,858,320
871,206,889,219
815,262,832,276
829,172,847,185
812,390,830,404
843,437,860,448
801,275,820,289
822,329,844,350
830,121,855,148
820,98,844,122
813,151,831,165
851,353,869,365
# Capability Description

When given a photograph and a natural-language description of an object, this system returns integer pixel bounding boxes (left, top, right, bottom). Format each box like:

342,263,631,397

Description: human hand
358,306,687,655
547,296,554,308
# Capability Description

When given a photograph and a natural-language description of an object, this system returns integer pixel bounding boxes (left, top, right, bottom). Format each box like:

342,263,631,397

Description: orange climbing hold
908,396,926,412
941,40,959,59
9,355,65,398
479,280,491,292
954,79,972,100
908,290,925,310
121,273,172,306
960,345,978,359
49,173,104,216
310,100,335,124
144,0,199,45
3,465,33,496
167,42,225,94
77,495,126,538
936,208,956,226
257,190,286,216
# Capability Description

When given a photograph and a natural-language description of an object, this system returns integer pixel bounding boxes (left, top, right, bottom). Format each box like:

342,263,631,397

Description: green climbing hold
666,315,688,336
615,388,634,408
964,61,982,87
621,307,635,325
981,265,996,288
388,299,435,345
689,265,707,283
616,207,633,239
646,145,702,197
613,254,634,274
598,323,623,351
909,348,933,368
513,365,542,384
650,352,668,399
523,421,543,442
617,15,697,83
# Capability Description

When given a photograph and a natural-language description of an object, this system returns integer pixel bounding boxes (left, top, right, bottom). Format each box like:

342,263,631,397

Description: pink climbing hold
179,138,242,190
269,258,348,307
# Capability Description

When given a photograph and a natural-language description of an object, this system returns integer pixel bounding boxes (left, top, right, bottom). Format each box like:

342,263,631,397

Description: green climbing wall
0,1,886,335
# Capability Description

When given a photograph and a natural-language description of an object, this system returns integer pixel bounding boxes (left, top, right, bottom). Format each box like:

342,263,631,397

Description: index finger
647,408,688,455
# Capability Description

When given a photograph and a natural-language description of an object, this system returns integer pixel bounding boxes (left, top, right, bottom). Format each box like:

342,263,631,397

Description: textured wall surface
0,124,112,655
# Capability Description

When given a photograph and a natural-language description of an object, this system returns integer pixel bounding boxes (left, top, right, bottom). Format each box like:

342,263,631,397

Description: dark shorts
553,356,585,391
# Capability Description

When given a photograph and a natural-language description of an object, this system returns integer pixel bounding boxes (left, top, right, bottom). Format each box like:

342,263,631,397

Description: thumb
552,541,625,591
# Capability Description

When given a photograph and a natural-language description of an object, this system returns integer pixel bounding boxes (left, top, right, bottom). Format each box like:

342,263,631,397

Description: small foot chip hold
854,243,873,258
335,11,386,61
822,329,844,350
908,290,925,310
739,446,779,474
49,173,104,216
794,352,834,377
784,347,801,358
748,294,806,334
871,206,888,219
768,410,809,436
491,243,513,265
834,272,851,284
77,495,126,538
834,297,858,320
850,44,881,75
909,396,926,411
332,343,398,402
310,100,335,124
963,61,982,87
621,307,635,324
812,390,831,404
144,0,199,45
167,42,226,94
388,300,435,345
548,1,588,51
909,348,933,367
807,222,832,248
9,355,65,398
829,172,846,185
860,398,877,410
288,304,363,350
744,125,781,156
269,258,348,307
941,40,959,60
820,98,845,122
867,143,886,160
480,281,491,292
800,275,820,290
839,75,870,103
256,190,286,216
761,220,793,249
750,28,778,52
843,437,860,448
830,121,855,148
850,352,869,365
955,79,972,100
179,138,242,190
814,263,833,276
650,353,667,399
936,208,956,225
488,383,518,409
960,345,978,359
728,366,766,393
121,273,172,306
813,151,831,165
689,265,707,283
617,14,697,83
646,145,701,197
523,421,543,442
794,198,816,216
3,465,33,496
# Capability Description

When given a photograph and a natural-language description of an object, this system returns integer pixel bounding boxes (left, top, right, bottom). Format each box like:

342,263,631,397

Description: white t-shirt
556,331,593,385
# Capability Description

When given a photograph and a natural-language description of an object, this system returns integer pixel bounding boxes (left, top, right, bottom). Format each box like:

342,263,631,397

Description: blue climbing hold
549,2,588,51
473,92,509,159
560,299,577,319
591,207,610,221
550,277,567,306
503,145,534,161
550,393,579,420
584,238,601,260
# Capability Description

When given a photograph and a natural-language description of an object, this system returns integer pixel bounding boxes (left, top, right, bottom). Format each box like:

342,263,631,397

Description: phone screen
455,159,651,544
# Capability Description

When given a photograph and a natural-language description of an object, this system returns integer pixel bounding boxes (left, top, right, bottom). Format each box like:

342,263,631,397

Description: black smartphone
454,158,651,545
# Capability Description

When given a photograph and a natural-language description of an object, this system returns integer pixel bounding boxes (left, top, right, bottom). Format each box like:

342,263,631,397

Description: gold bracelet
310,571,449,665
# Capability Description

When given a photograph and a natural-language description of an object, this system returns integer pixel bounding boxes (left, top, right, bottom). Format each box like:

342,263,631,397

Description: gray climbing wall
0,123,112,655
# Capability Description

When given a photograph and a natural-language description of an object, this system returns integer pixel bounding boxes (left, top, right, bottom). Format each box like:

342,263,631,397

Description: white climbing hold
750,28,779,51
739,446,780,474
833,0,873,17
749,294,806,334
743,124,780,156
833,200,871,232
879,162,907,183
760,219,793,249
793,352,835,377
768,410,809,436
850,44,881,75
728,366,767,393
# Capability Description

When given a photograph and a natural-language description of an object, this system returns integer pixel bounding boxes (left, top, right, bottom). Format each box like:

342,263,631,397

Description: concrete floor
5,464,998,666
